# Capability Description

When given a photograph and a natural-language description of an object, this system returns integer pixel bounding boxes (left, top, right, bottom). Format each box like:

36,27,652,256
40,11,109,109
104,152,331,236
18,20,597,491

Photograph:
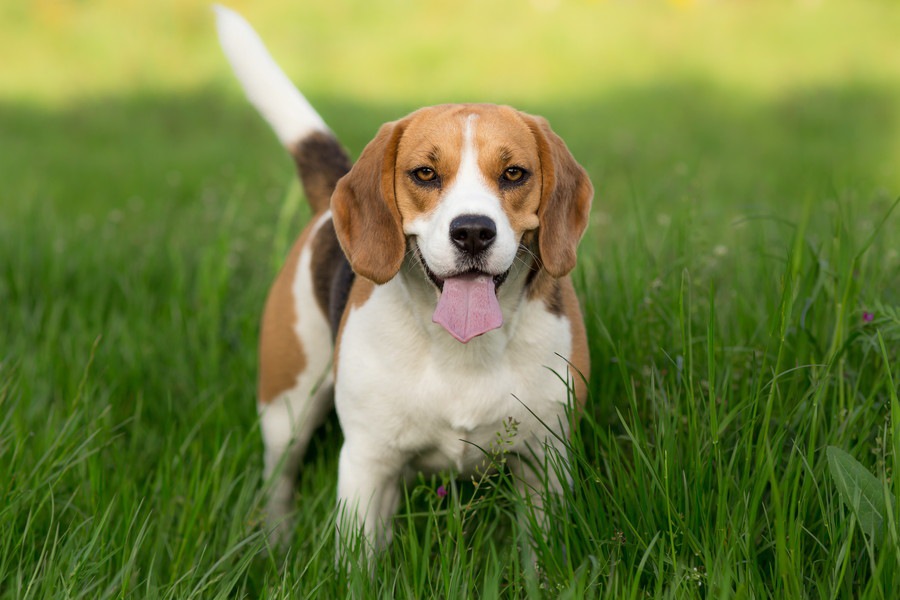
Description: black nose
449,214,497,256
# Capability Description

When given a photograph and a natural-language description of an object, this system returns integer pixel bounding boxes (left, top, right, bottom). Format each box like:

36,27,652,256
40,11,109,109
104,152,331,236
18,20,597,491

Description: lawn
2,0,900,597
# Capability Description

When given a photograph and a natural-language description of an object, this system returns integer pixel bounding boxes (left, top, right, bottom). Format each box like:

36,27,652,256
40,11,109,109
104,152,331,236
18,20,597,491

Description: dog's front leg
334,441,403,564
509,435,570,518
508,435,571,570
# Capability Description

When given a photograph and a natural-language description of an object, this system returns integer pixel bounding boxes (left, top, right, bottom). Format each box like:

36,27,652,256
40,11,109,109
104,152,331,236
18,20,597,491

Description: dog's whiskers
515,243,541,270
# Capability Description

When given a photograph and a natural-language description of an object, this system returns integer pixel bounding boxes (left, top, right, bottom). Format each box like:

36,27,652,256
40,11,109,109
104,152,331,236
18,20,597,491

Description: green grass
2,0,900,597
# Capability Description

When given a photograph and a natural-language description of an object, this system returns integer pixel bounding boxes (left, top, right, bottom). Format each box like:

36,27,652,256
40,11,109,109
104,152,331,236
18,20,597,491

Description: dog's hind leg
258,213,339,547
260,376,333,547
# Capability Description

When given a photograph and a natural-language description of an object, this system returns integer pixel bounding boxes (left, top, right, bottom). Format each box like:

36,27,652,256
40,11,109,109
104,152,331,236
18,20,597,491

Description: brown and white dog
216,6,592,553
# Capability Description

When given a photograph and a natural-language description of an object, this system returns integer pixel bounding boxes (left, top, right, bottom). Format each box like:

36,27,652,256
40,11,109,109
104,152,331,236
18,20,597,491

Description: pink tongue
432,273,503,343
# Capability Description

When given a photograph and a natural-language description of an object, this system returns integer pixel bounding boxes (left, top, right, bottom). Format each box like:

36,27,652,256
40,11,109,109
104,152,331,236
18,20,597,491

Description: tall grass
2,0,900,597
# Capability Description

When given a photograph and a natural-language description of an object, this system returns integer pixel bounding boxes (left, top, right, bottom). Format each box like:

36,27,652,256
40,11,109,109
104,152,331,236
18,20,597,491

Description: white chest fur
335,279,574,476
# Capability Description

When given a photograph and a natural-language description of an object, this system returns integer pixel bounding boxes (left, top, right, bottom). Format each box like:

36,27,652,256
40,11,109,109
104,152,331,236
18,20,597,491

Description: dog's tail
214,5,351,214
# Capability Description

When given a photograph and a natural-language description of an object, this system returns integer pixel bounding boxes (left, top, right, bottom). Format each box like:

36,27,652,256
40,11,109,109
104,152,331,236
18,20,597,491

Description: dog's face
331,104,592,340
395,106,543,289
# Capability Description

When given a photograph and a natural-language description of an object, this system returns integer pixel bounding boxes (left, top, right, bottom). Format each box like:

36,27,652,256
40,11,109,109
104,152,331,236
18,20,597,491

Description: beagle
216,6,593,554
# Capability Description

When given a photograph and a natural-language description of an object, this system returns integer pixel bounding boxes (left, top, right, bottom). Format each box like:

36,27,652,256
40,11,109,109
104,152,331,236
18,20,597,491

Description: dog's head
332,104,592,341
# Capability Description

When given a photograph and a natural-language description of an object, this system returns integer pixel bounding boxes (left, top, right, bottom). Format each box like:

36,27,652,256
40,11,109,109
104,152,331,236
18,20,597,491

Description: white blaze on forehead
405,113,519,278
449,114,499,212
458,114,484,187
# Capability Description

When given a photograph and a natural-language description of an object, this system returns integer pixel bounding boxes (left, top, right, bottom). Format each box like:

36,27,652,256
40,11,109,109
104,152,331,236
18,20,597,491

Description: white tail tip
214,4,328,146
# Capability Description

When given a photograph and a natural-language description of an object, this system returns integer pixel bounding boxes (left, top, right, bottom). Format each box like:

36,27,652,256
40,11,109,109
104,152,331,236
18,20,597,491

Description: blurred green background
4,0,900,222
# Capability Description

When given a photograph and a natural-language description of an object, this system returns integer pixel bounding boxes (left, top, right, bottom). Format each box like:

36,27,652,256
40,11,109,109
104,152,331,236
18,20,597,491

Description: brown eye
501,167,527,184
412,167,437,183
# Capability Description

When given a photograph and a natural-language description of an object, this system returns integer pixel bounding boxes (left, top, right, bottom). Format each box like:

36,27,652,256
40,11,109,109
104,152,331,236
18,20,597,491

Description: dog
215,6,592,555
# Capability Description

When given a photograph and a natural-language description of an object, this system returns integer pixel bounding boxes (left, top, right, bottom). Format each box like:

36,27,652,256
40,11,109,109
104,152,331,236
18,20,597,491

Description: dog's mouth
417,248,510,294
415,247,509,343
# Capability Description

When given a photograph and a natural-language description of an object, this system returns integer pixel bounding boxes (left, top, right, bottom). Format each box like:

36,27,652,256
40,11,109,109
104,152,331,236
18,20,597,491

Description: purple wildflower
863,311,874,323
436,485,447,498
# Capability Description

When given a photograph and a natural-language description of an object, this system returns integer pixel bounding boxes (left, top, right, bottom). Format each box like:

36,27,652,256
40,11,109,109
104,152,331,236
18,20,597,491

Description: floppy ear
526,115,593,278
331,120,407,284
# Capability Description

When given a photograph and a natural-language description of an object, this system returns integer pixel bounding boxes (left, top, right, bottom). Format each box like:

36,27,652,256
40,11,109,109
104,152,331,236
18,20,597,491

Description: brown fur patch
523,114,593,278
258,229,311,405
331,122,407,284
394,106,465,217
291,131,353,214
560,278,590,408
